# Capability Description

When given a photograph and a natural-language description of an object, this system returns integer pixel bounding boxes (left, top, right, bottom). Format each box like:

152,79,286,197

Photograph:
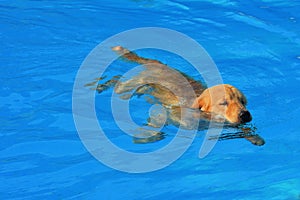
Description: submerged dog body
111,46,252,125
88,46,264,146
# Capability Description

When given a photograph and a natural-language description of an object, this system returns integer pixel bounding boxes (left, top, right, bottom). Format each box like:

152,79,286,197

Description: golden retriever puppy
90,46,264,146
111,46,252,125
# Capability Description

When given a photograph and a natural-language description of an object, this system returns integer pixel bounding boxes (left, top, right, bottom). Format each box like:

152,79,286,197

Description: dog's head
192,84,252,124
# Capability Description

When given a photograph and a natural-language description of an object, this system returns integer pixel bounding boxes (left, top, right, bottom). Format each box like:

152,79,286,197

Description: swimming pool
1,0,300,199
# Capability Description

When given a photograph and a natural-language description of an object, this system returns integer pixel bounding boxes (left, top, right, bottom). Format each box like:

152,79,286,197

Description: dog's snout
239,110,252,123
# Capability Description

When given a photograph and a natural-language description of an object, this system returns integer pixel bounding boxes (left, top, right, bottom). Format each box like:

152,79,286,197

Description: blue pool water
1,0,300,199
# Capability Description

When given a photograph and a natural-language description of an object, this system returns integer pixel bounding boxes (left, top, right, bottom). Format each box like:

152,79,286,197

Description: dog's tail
112,46,163,65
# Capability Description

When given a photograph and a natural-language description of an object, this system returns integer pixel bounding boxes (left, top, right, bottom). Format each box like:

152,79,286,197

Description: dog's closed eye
219,100,228,106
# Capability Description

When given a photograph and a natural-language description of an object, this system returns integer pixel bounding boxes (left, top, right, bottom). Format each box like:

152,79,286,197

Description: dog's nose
239,110,252,123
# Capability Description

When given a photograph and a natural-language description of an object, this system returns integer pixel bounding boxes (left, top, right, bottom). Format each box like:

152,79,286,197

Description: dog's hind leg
96,75,121,93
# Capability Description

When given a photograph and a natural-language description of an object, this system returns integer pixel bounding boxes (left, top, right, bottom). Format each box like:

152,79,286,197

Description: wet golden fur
89,46,264,146
112,46,252,125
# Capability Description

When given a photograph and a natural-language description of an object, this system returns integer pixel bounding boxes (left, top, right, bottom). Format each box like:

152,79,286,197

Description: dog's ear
191,93,211,111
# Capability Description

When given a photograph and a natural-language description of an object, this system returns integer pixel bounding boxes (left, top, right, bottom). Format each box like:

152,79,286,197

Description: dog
88,46,264,146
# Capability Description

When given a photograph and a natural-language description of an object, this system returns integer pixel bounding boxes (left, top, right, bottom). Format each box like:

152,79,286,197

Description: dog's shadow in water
132,127,265,146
